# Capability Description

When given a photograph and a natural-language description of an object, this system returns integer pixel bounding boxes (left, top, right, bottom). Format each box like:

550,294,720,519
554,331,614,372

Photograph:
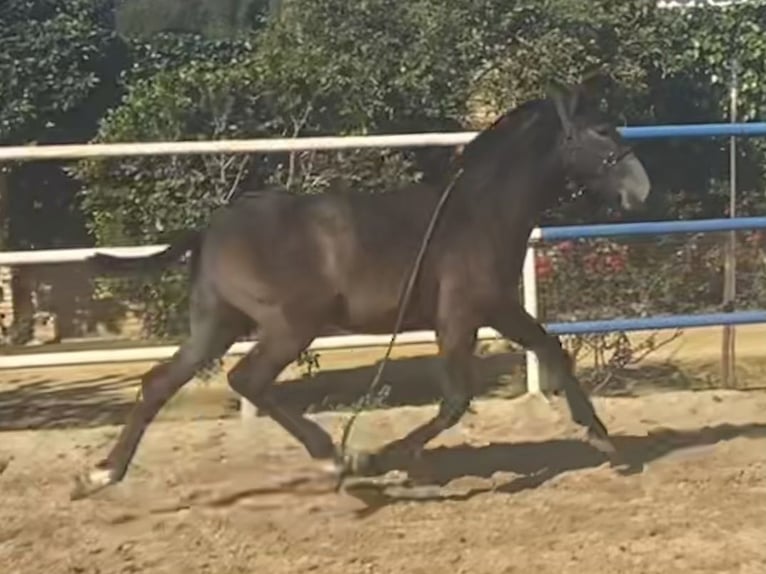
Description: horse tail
87,230,202,276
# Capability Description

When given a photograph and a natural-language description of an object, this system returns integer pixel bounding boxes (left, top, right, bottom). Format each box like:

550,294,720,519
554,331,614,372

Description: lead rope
335,167,465,489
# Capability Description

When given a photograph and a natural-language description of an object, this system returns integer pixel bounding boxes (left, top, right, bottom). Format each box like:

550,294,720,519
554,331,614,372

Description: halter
552,93,633,195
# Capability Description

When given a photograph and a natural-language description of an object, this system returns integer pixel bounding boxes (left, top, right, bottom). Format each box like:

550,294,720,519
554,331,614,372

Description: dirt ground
1,326,765,573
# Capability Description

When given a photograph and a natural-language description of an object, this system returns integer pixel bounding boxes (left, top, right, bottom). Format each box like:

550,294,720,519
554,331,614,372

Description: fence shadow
0,375,137,431
0,350,525,431
587,361,700,396
270,349,526,414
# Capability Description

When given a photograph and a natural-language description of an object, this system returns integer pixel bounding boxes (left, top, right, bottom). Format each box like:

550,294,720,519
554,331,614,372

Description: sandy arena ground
1,327,765,573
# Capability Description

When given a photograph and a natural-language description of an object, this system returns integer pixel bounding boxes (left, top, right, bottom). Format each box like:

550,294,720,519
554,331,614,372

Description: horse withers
74,79,650,498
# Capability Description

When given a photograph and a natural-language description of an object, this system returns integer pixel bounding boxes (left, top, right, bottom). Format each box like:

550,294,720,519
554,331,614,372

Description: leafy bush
72,0,511,334
62,0,766,346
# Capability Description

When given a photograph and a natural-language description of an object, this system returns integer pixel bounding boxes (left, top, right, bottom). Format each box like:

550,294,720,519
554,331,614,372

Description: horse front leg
491,302,616,455
343,318,478,477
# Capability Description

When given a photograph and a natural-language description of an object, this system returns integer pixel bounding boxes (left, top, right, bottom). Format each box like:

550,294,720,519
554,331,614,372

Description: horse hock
228,346,338,462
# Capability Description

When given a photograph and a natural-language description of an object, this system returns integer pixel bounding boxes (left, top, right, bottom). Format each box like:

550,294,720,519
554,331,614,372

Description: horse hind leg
227,315,336,464
72,292,247,499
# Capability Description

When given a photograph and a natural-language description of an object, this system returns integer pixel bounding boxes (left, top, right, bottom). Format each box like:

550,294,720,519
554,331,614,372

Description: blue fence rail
546,311,766,336
532,216,766,242
618,122,766,140
528,217,766,336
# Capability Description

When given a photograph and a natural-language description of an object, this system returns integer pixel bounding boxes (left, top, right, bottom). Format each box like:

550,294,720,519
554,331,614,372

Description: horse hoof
316,458,344,477
339,450,381,478
70,468,115,501
586,427,617,456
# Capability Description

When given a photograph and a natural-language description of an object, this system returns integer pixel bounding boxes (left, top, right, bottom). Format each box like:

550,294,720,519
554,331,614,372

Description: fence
1,123,766,402
1,122,765,162
520,216,766,393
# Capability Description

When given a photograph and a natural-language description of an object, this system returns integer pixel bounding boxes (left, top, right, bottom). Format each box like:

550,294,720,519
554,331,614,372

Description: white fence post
522,242,541,394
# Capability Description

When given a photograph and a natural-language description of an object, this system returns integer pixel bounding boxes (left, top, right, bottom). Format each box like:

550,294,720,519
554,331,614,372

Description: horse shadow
350,421,766,517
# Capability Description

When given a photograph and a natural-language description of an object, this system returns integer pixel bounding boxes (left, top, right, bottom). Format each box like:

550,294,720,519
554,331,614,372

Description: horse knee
535,335,572,370
227,356,270,401
559,343,575,371
227,367,252,397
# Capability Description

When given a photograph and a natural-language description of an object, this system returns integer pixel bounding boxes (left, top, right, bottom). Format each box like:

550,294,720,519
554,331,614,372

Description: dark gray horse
74,80,650,497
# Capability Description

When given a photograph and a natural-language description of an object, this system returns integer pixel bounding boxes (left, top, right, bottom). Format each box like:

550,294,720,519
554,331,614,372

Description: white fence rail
0,132,476,162
0,246,167,266
2,123,760,163
0,229,547,267
0,328,506,370
0,131,542,384
0,130,530,390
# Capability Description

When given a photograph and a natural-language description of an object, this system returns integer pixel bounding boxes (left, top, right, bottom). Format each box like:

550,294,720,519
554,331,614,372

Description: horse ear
546,80,578,135
576,66,609,108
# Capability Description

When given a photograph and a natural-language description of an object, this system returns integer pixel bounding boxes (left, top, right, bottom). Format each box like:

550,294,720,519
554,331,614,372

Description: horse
73,79,651,498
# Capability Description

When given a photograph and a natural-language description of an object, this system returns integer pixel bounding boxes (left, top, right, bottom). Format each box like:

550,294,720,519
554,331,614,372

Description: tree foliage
115,0,270,39
75,0,523,333
0,0,121,145
5,0,766,339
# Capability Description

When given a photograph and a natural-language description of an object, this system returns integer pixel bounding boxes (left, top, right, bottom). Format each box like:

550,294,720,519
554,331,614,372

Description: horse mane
458,97,555,168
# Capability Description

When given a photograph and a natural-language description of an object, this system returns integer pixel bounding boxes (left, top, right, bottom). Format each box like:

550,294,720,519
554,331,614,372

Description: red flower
605,253,626,272
535,253,554,280
556,240,575,256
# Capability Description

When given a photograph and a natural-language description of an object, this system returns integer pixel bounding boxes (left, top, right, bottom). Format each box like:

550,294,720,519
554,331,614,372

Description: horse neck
455,140,566,240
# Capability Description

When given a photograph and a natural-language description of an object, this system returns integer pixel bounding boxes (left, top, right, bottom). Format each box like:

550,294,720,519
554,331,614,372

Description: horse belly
334,279,435,334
